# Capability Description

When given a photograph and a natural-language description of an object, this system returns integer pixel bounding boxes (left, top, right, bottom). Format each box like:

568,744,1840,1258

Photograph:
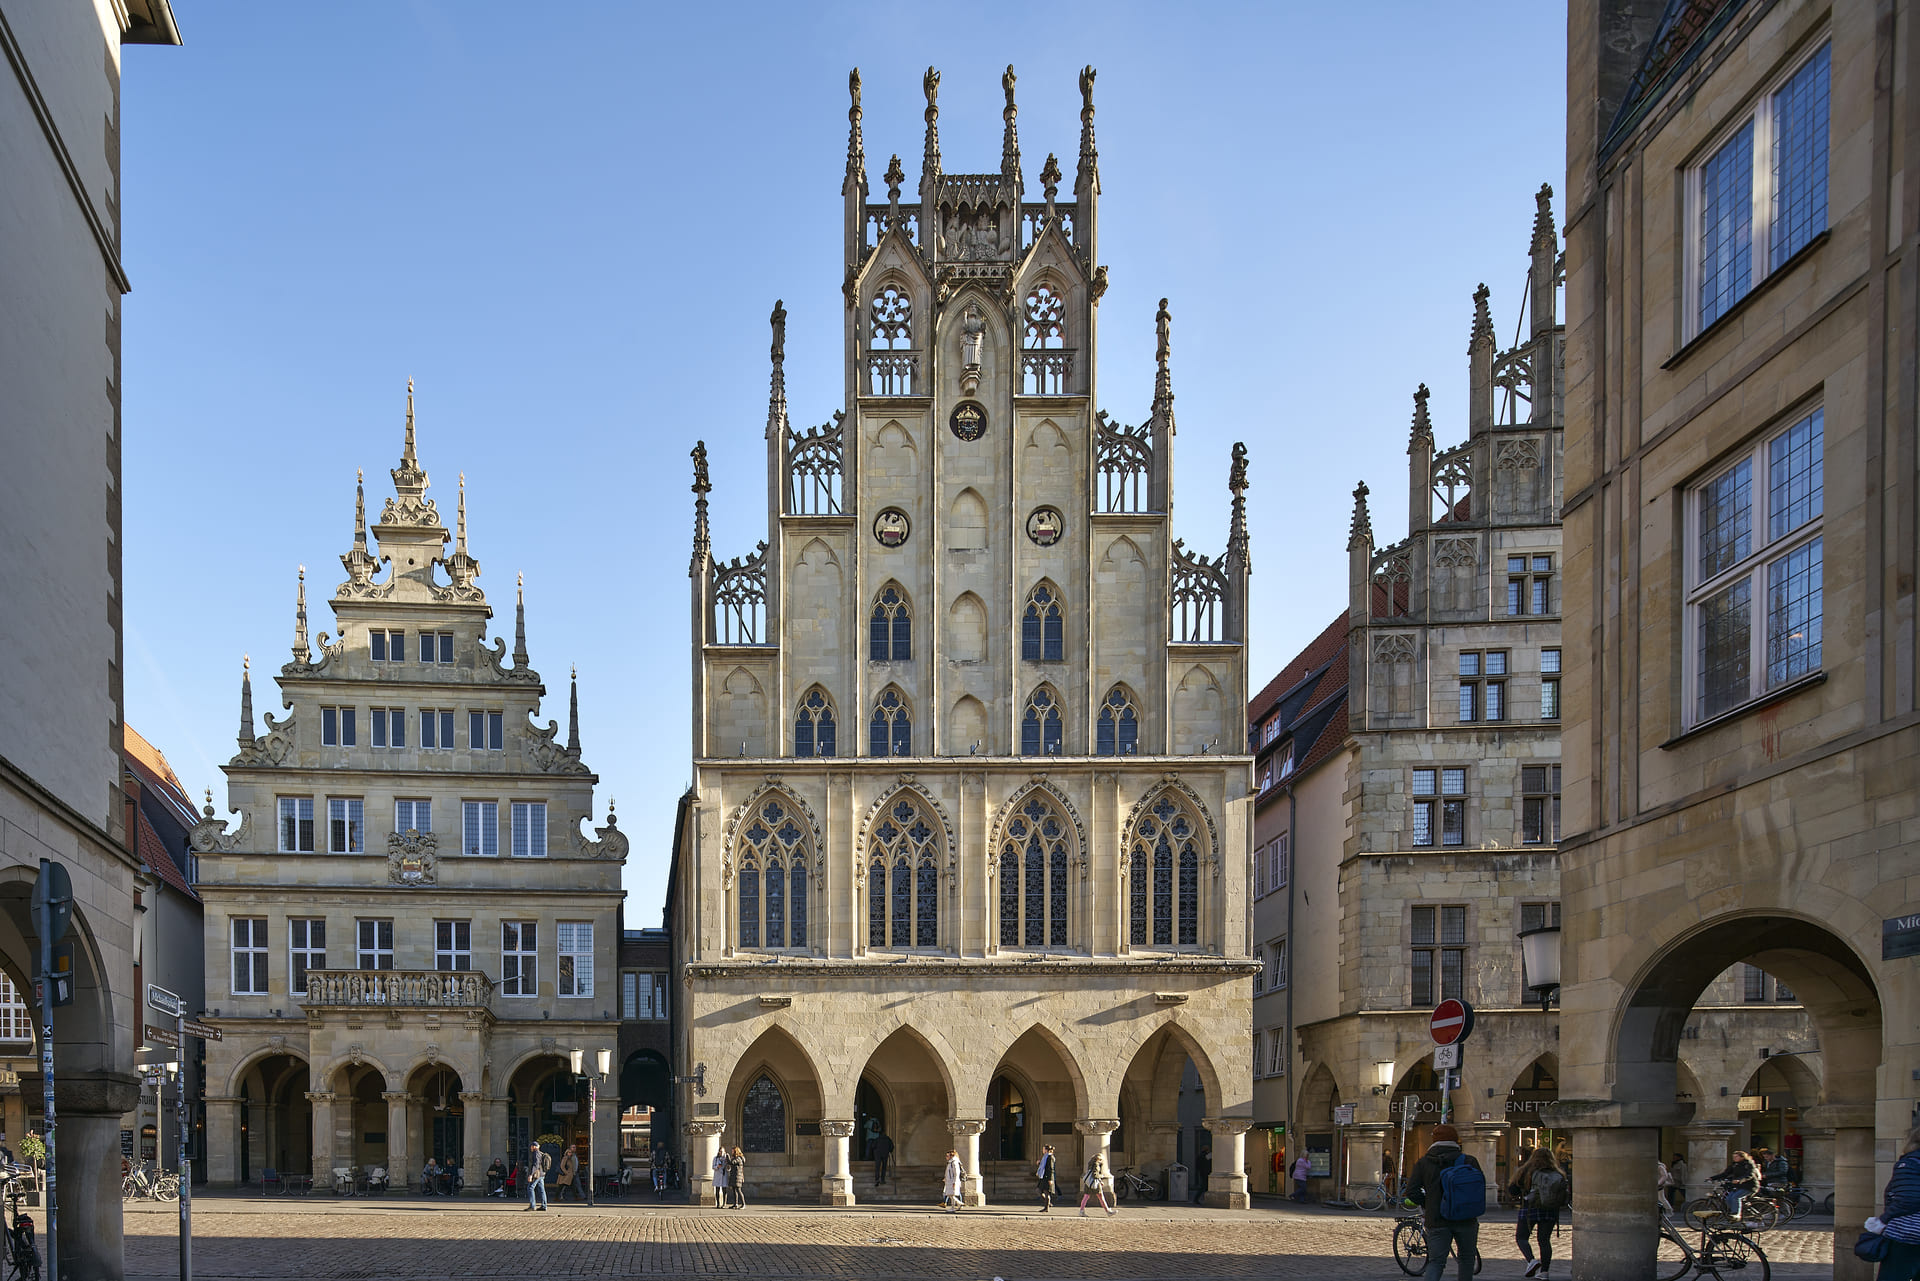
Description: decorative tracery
869,687,911,757
712,543,769,644
787,415,844,516
1097,686,1140,756
867,795,940,949
869,285,913,349
1024,284,1065,349
736,796,811,950
1022,582,1064,661
1021,686,1063,756
1170,540,1227,643
794,687,837,758
1126,791,1201,948
1096,412,1152,513
870,585,911,661
998,795,1069,948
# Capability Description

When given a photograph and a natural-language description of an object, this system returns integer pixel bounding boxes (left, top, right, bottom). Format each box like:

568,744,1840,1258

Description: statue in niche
960,301,985,396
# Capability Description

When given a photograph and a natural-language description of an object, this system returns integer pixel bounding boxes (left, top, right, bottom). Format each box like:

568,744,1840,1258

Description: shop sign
1885,914,1920,960
552,1101,579,1115
1333,1104,1356,1125
1738,1095,1769,1112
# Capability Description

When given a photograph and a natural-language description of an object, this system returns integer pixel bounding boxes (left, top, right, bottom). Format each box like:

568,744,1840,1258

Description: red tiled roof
137,808,198,902
1294,700,1351,779
124,725,200,828
1250,613,1349,722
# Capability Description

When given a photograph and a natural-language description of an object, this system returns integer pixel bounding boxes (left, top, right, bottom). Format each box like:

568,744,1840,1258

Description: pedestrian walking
1290,1152,1311,1202
711,1148,729,1208
1861,1124,1920,1279
870,1130,895,1186
1667,1153,1688,1210
1035,1144,1057,1212
524,1141,551,1212
941,1149,965,1212
1194,1144,1212,1204
556,1143,580,1202
1078,1150,1115,1216
1509,1145,1569,1277
726,1146,747,1208
1404,1123,1484,1281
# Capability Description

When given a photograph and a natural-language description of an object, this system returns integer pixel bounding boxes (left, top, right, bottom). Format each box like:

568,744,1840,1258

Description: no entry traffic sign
1429,999,1475,1046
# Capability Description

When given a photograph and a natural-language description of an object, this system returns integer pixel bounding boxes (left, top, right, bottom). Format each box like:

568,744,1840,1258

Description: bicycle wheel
119,1177,137,1200
1149,1179,1165,1202
153,1177,179,1203
1788,1190,1814,1220
1391,1220,1429,1276
1684,1195,1727,1231
1112,1177,1131,1202
1698,1230,1768,1280
1655,1223,1694,1281
1355,1183,1388,1212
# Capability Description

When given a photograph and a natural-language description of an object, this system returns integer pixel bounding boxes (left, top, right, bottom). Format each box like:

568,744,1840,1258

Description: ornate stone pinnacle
1470,283,1494,352
353,469,367,547
1532,182,1556,253
292,566,311,664
1076,65,1099,191
1348,482,1373,551
567,666,581,754
767,302,788,440
1041,153,1061,212
1227,443,1250,568
843,68,866,196
884,154,904,207
1001,64,1021,186
392,378,427,499
1409,383,1434,449
690,440,711,576
921,67,941,194
513,574,529,669
1152,299,1175,431
238,654,254,747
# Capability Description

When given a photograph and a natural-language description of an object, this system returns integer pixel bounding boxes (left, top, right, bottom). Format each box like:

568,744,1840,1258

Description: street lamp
570,1048,612,1206
1518,922,1562,1011
1372,1061,1396,1096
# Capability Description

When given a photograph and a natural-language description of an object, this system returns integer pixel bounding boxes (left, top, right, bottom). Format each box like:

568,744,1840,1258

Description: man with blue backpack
1404,1123,1485,1280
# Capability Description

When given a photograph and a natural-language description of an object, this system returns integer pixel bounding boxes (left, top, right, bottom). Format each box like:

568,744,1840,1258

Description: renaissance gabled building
191,395,627,1189
668,66,1256,1207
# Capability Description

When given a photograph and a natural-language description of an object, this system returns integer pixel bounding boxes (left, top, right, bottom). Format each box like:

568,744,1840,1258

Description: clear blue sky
120,3,1567,926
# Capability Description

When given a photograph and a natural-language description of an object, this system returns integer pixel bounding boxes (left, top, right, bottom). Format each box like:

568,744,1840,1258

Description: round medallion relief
873,508,911,548
1026,507,1064,547
949,401,987,442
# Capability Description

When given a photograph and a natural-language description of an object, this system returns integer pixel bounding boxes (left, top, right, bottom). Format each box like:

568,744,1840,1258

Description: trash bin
1166,1162,1189,1202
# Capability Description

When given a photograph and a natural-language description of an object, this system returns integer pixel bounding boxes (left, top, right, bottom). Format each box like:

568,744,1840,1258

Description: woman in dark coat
1870,1125,1920,1280
1507,1146,1567,1277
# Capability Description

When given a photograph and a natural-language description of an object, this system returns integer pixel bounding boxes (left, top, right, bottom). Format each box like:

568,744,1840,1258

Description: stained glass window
742,1074,786,1153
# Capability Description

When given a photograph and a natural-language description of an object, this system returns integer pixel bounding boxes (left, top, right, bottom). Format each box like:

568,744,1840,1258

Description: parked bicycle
120,1161,180,1202
1,1169,37,1281
1350,1178,1397,1212
1109,1164,1164,1201
1658,1199,1770,1279
1751,1181,1816,1222
1390,1207,1484,1276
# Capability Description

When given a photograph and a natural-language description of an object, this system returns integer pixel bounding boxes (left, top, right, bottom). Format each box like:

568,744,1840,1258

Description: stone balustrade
300,969,492,1009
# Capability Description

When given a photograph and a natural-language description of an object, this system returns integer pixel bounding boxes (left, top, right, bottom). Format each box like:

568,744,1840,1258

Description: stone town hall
669,66,1256,1207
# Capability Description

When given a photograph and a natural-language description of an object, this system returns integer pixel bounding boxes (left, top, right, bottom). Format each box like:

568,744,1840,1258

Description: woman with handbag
1862,1125,1920,1278
1078,1149,1115,1216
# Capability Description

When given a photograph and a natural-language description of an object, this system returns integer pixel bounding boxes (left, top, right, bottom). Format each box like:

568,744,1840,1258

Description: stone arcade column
306,1091,337,1187
1200,1118,1251,1208
949,1118,986,1206
1468,1123,1506,1206
55,1071,141,1281
203,1093,241,1185
459,1092,486,1195
820,1120,856,1205
686,1119,726,1208
1796,1126,1835,1205
1805,1104,1877,1281
1545,1102,1688,1280
1345,1124,1393,1197
1076,1118,1119,1197
383,1091,410,1184
1680,1121,1740,1187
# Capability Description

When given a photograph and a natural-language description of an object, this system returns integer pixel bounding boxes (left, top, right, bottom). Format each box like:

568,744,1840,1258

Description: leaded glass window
1127,792,1203,948
869,687,911,757
998,795,1071,950
742,1074,786,1153
871,586,911,662
1022,583,1064,661
869,795,940,950
1021,685,1063,756
795,687,837,758
736,795,812,950
1097,686,1139,756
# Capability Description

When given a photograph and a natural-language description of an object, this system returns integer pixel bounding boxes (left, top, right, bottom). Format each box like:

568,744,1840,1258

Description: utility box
1166,1162,1189,1202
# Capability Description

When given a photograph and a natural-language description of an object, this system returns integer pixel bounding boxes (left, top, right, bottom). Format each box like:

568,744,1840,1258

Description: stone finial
1076,65,1099,192
843,68,867,197
1227,443,1250,568
690,440,711,576
446,471,481,590
884,154,904,209
353,468,367,548
1152,299,1175,433
512,573,529,670
456,473,468,554
1347,482,1373,551
1408,383,1433,451
1470,283,1494,353
567,665,581,754
1041,153,1061,215
920,67,941,195
1531,182,1556,254
203,786,215,819
392,378,427,499
238,654,254,749
340,467,381,590
291,566,311,665
1001,64,1021,187
766,301,788,441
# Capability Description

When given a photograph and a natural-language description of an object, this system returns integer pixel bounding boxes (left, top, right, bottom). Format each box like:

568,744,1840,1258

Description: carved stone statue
960,301,985,396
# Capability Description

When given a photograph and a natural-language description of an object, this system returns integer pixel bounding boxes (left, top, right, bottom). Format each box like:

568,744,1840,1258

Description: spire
339,467,382,590
354,468,367,548
1408,383,1433,452
567,665,581,754
1227,443,1250,568
1041,153,1061,217
1531,182,1556,254
1075,65,1099,194
1470,283,1494,352
842,68,867,197
512,573,529,670
291,566,311,664
390,378,428,502
919,67,941,196
883,154,904,210
444,471,481,592
237,654,254,749
1152,298,1176,434
1000,64,1022,188
1348,482,1373,551
766,301,788,441
455,473,469,555
689,441,711,577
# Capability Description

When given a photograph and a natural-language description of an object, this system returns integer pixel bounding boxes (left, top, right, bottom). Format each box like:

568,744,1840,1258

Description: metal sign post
31,860,71,1281
148,985,190,1281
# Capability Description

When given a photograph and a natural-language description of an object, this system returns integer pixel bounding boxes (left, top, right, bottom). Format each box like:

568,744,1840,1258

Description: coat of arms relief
388,828,438,885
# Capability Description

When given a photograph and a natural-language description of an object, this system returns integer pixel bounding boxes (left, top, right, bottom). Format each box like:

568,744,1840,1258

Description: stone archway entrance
231,1053,309,1183
1554,915,1884,1279
854,1028,953,1204
981,1027,1085,1202
619,1050,671,1176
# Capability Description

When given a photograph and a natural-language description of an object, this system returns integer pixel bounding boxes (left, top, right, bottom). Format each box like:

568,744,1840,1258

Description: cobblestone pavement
123,1196,1836,1280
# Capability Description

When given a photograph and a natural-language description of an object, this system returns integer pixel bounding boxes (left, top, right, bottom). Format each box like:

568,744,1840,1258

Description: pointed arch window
1020,686,1063,756
741,1073,787,1153
871,586,912,662
869,688,911,757
794,688,837,758
1098,686,1140,756
736,797,810,950
999,795,1070,948
870,285,913,350
1024,284,1065,349
868,795,940,949
1127,792,1203,948
1022,583,1064,662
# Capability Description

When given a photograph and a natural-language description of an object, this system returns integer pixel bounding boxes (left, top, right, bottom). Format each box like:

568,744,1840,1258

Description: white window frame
327,797,364,854
1682,39,1831,342
556,921,593,998
470,709,504,750
434,920,472,971
1541,648,1562,721
511,801,547,858
623,971,667,1020
371,707,405,748
356,918,394,971
232,917,270,994
1268,936,1288,991
394,798,432,834
0,975,32,1043
277,796,315,853
1682,405,1825,727
1270,833,1289,891
1252,943,1266,994
370,628,405,662
463,801,499,858
420,709,454,750
500,921,537,996
1411,903,1468,1006
289,918,326,995
1505,555,1556,617
420,631,454,664
1267,1028,1287,1078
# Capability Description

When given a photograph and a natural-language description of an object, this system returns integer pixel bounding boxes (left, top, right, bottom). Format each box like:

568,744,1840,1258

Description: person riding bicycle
1754,1146,1790,1186
1709,1150,1762,1223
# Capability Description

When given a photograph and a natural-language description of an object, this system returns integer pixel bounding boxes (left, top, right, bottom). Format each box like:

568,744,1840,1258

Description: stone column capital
683,1119,728,1137
201,1094,244,1105
947,1118,987,1136
304,1091,337,1104
458,1091,484,1106
1146,1121,1182,1135
820,1120,856,1138
1202,1117,1253,1136
1679,1123,1743,1139
1075,1118,1120,1135
382,1091,410,1104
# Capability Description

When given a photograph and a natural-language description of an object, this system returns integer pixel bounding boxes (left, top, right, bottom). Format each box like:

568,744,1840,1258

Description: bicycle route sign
1429,999,1475,1046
